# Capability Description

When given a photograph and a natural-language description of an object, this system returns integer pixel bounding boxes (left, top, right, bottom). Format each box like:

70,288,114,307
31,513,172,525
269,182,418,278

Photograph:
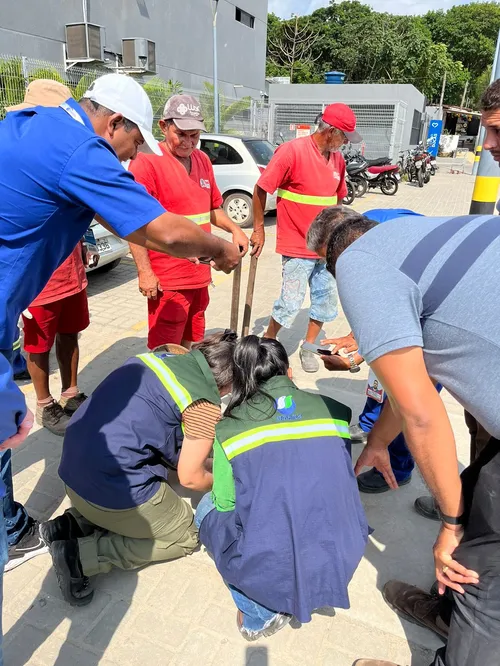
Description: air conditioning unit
66,23,104,61
122,38,156,73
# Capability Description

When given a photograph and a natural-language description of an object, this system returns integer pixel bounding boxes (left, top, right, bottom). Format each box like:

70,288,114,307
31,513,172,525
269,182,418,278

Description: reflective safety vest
185,211,211,230
277,188,338,206
200,375,368,623
136,349,221,463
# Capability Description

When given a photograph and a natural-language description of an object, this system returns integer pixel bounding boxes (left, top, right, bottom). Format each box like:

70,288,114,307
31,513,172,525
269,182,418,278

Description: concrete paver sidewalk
6,170,475,666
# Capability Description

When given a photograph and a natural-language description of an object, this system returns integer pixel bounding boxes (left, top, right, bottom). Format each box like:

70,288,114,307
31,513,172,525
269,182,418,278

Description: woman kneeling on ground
195,335,368,641
41,332,237,606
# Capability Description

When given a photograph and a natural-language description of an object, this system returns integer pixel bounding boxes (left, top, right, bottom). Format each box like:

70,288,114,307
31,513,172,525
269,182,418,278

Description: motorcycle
342,176,356,206
346,157,400,196
343,148,392,197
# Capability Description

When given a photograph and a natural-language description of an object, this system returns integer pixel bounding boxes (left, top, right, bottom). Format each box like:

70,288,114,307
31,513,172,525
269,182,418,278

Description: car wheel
223,192,253,229
91,258,122,274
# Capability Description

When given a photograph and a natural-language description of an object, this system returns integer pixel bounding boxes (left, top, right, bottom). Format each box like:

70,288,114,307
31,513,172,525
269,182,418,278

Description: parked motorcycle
346,158,400,196
343,176,356,206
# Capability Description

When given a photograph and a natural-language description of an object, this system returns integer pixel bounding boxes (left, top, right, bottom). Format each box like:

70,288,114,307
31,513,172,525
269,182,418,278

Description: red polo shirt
130,145,223,290
257,135,347,259
30,244,87,307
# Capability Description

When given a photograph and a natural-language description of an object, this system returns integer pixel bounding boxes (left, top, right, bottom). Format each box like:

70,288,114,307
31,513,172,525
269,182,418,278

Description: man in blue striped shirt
327,211,500,666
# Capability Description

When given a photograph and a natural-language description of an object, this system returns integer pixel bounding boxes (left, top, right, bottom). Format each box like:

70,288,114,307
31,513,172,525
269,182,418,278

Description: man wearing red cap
251,104,361,372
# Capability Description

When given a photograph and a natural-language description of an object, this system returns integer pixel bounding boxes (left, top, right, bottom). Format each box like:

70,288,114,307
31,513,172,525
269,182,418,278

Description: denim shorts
272,257,338,329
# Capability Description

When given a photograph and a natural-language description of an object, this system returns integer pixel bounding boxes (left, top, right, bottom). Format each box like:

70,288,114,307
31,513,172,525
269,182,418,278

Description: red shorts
147,287,210,350
23,289,90,354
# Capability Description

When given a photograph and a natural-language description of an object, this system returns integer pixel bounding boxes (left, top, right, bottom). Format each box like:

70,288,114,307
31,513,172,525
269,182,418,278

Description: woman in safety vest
40,332,237,607
196,336,368,641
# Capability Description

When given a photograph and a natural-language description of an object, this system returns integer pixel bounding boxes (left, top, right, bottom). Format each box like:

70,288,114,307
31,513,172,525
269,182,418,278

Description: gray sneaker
349,423,369,444
299,348,319,373
237,610,292,642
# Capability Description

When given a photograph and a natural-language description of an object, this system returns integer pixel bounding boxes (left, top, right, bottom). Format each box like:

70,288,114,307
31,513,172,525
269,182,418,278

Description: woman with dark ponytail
195,335,368,641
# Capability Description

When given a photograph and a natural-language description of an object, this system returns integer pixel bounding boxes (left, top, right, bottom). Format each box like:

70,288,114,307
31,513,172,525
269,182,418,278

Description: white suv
199,135,277,228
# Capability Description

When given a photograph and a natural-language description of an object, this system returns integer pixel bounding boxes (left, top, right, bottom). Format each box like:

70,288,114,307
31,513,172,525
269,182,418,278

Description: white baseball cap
83,73,161,155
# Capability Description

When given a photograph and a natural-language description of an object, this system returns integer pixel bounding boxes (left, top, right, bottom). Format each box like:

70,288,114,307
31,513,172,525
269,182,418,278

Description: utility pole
460,80,469,108
211,0,220,134
470,29,500,213
439,71,447,108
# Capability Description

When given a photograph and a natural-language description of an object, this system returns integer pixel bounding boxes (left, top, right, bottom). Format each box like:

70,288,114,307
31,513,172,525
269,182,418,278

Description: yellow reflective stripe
186,212,211,225
12,338,21,351
222,418,350,460
277,189,338,206
137,353,191,411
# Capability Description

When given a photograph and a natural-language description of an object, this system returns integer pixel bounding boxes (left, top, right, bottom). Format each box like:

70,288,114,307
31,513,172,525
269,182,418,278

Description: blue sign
426,120,443,157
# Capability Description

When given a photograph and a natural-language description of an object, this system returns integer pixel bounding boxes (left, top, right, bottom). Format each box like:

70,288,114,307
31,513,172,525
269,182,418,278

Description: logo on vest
275,395,301,422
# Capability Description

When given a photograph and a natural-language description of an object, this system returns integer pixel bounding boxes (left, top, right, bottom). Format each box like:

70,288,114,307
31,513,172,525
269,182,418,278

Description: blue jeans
0,349,29,546
358,385,443,483
195,493,277,631
0,508,8,666
272,257,338,328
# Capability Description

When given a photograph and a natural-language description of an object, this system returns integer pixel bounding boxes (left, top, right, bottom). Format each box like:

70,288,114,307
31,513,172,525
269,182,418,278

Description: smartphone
197,257,213,265
301,342,335,356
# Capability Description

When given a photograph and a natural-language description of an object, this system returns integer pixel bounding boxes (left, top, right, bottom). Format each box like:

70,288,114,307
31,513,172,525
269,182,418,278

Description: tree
0,58,25,117
267,14,320,83
423,3,500,81
143,76,184,139
199,82,251,134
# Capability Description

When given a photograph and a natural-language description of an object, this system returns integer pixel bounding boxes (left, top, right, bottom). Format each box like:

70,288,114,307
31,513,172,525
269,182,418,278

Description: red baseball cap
322,103,362,144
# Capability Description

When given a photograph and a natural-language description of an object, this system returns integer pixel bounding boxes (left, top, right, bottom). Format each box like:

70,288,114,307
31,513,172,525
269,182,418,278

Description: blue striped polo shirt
336,215,500,438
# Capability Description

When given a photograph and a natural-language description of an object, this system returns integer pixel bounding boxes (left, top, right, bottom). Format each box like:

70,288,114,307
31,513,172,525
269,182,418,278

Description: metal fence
269,100,408,159
0,54,269,138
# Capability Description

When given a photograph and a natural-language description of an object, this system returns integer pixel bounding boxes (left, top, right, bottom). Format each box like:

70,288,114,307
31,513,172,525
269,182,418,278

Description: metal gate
269,99,408,160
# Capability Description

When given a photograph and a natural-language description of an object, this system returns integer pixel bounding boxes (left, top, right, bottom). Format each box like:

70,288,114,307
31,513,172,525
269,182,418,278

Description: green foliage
266,0,500,108
200,81,251,134
0,57,25,117
143,77,184,139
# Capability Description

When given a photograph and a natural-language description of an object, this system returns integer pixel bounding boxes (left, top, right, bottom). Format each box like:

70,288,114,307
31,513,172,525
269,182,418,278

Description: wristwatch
347,352,361,373
439,510,465,526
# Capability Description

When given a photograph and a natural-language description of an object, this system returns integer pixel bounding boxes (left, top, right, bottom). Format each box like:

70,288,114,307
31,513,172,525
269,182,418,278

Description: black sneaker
50,539,94,606
36,401,71,436
414,495,440,521
60,393,88,416
40,511,85,546
6,518,48,572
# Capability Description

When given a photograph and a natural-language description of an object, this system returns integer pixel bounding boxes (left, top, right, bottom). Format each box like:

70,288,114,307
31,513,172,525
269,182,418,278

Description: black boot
40,511,85,545
50,539,94,606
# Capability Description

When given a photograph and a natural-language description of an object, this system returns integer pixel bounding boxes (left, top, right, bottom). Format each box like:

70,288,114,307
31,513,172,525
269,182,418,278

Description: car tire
223,192,253,229
91,258,122,274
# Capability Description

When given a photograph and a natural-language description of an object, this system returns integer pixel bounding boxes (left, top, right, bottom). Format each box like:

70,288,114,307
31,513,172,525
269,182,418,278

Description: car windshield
243,140,275,166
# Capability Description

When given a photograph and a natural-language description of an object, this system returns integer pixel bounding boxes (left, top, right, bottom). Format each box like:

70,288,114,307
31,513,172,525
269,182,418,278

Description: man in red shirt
22,242,93,436
251,104,361,372
129,95,248,349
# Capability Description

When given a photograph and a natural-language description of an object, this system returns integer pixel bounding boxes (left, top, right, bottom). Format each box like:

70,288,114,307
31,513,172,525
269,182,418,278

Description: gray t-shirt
336,214,500,438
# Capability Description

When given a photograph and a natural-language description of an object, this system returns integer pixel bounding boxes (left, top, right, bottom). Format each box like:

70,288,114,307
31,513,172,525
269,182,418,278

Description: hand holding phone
301,342,336,356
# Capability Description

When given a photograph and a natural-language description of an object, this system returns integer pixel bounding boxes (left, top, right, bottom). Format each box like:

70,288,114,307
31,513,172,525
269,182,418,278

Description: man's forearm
211,209,238,234
252,185,267,231
370,398,404,446
125,212,226,259
129,242,153,273
403,415,463,519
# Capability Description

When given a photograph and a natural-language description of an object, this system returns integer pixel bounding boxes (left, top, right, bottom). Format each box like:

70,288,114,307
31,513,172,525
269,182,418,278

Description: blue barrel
324,71,346,85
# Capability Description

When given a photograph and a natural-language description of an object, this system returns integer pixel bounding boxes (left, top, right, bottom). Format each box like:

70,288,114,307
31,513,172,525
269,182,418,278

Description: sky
268,0,477,18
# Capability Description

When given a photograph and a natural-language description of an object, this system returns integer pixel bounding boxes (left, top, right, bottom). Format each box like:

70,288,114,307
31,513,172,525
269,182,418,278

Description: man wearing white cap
0,75,241,587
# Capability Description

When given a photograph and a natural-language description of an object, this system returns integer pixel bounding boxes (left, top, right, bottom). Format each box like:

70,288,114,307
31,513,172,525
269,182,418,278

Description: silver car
85,220,130,273
199,135,277,228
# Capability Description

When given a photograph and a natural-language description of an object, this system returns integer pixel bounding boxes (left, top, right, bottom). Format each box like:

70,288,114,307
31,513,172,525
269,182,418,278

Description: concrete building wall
0,0,268,97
